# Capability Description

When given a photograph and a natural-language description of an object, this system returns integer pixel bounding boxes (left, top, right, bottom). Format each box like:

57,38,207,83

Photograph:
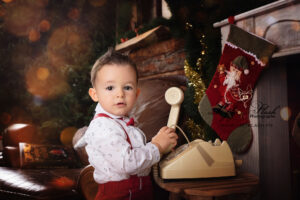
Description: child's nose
116,88,125,97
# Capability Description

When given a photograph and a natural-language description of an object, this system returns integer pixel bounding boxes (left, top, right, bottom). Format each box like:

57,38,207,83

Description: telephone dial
159,87,237,179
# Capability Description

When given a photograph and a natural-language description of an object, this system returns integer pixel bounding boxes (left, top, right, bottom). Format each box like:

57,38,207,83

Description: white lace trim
225,41,266,67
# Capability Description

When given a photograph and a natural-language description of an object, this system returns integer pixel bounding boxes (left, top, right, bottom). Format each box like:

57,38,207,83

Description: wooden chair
77,165,98,200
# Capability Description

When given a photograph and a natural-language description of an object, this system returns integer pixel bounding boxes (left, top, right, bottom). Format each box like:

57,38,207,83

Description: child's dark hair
90,48,138,87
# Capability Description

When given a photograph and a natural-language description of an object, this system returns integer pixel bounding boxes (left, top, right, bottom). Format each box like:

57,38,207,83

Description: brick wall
129,38,185,79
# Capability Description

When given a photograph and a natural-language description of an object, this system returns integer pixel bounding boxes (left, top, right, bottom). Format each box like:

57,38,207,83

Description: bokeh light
33,96,43,106
47,25,93,71
88,0,106,7
28,28,41,42
3,3,45,37
36,67,49,80
39,19,51,32
2,0,14,3
60,127,78,145
280,106,291,121
25,55,70,100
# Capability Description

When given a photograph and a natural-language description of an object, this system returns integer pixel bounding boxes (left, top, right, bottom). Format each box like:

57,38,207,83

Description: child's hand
151,126,178,154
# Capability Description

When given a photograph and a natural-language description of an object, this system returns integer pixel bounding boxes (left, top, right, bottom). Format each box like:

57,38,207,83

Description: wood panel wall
257,57,291,200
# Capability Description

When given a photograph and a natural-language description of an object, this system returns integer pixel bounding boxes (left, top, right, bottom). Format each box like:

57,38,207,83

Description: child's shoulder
89,116,116,126
88,116,128,132
85,117,127,139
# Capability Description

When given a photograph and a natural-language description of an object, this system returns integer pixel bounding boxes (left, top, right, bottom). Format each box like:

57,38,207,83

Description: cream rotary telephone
159,87,237,179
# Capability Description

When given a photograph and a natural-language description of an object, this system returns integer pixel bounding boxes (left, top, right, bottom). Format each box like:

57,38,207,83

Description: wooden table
153,165,259,200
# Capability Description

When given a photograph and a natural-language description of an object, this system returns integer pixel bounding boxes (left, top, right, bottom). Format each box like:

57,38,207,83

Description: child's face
89,64,139,116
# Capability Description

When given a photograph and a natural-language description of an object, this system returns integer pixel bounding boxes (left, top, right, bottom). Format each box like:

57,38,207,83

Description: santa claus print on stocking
199,25,276,153
213,55,252,119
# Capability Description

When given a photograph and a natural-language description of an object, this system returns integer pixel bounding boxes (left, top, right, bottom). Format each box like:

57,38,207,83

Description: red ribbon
228,16,235,24
126,117,135,126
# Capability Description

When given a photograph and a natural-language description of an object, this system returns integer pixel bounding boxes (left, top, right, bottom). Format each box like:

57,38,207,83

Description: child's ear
89,88,99,102
136,88,141,98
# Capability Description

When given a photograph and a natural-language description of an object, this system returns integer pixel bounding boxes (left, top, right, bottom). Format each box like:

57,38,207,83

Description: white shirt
84,104,161,184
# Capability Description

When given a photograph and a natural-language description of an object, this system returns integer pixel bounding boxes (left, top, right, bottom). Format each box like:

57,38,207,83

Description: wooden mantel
214,0,300,58
115,25,171,53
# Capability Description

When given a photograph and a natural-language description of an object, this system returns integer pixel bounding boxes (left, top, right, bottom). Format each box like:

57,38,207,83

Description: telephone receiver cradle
160,87,236,179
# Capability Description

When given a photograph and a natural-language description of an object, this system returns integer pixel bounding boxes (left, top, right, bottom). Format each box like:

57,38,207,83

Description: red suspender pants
94,113,154,200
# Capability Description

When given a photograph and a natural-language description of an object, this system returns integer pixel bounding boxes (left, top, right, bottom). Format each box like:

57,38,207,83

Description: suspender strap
94,113,133,149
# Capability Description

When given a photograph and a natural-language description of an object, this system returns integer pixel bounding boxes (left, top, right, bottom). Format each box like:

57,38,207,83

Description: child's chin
113,110,128,116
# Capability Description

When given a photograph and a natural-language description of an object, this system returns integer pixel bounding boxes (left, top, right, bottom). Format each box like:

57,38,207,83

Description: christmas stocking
199,25,275,153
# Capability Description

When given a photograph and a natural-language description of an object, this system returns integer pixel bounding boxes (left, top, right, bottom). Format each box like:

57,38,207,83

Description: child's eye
124,85,133,90
106,86,113,91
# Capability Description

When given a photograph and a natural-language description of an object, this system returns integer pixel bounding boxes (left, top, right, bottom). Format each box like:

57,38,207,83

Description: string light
185,22,193,30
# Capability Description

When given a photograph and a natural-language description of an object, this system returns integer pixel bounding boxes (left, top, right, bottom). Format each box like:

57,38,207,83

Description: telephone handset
165,87,184,128
164,87,184,153
159,87,237,179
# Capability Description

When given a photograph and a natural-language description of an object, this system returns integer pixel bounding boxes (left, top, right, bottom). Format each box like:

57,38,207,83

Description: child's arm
151,126,178,154
85,117,164,177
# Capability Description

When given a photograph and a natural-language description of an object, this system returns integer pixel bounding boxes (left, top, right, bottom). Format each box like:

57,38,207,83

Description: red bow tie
126,117,135,126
